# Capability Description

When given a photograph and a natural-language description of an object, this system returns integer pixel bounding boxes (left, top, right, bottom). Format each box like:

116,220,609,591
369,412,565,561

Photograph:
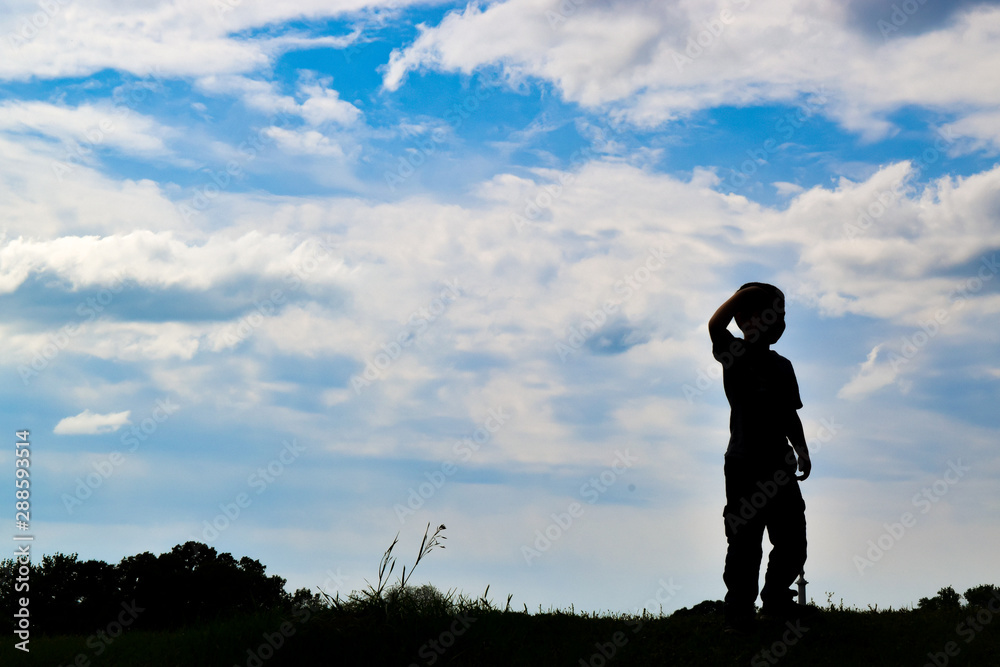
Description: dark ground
5,601,1000,666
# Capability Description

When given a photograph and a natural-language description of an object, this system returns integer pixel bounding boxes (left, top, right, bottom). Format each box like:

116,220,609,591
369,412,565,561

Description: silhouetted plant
291,586,325,610
918,585,962,611
383,582,456,616
963,584,1000,609
2,542,291,635
330,523,446,607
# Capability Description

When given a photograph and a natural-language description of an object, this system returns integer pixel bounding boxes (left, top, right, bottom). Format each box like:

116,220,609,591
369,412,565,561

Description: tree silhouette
917,586,962,611
2,542,291,635
963,584,1000,609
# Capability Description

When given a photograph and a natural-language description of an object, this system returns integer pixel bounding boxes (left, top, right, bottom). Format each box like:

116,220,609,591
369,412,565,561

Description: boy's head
735,282,785,346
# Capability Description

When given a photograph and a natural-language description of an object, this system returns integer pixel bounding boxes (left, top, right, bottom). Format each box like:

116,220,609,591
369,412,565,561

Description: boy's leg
723,460,766,627
760,479,807,614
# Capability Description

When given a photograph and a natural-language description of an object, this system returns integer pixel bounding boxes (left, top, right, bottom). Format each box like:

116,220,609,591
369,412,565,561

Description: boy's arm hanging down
786,411,811,481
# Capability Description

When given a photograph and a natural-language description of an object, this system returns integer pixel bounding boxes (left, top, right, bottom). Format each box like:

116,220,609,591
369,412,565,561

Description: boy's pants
722,456,806,622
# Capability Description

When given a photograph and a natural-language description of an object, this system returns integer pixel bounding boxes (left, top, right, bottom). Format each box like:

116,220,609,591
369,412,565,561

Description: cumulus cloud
5,153,998,467
195,75,362,127
6,154,999,347
0,134,186,238
0,101,171,156
0,0,393,81
943,111,1000,154
297,83,362,126
54,409,131,435
263,127,348,157
0,231,345,293
837,344,900,399
382,0,1000,141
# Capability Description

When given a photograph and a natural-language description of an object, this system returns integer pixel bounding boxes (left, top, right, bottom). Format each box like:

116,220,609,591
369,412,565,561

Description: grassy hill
5,527,998,665
5,589,1000,666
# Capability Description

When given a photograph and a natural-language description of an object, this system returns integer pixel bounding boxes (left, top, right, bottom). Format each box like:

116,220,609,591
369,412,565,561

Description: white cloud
383,0,1000,141
0,101,171,156
263,127,347,157
0,2,266,81
0,134,185,238
54,409,131,435
746,162,1000,323
943,111,1000,154
2,0,997,150
383,0,680,102
0,0,389,81
0,230,348,293
195,75,297,116
195,75,362,131
773,181,804,197
5,156,998,380
11,158,994,452
838,344,900,400
298,83,362,126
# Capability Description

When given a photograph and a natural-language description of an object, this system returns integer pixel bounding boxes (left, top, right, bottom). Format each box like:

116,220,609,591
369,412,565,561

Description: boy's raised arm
708,285,766,343
708,292,740,342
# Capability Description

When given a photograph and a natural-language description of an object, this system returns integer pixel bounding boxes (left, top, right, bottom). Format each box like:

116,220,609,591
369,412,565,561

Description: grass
8,602,1000,666
6,526,999,666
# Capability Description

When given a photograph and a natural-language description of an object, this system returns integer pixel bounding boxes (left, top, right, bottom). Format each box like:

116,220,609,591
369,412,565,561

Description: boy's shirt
712,329,802,465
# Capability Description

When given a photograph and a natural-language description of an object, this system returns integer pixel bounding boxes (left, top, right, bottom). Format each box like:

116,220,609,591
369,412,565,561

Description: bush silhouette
2,542,290,635
917,585,962,611
963,584,1000,609
383,582,456,617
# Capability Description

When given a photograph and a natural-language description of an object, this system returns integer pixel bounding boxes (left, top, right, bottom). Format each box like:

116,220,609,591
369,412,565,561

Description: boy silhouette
708,282,810,632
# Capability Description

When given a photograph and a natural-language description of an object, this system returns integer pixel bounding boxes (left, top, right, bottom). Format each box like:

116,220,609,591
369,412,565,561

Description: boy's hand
786,413,810,481
708,286,767,343
795,451,811,481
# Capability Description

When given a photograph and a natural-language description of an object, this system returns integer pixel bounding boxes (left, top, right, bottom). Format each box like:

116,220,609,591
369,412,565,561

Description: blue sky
1,0,999,616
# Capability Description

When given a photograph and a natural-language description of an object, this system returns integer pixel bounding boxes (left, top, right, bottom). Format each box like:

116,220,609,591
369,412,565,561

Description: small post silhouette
796,570,807,605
